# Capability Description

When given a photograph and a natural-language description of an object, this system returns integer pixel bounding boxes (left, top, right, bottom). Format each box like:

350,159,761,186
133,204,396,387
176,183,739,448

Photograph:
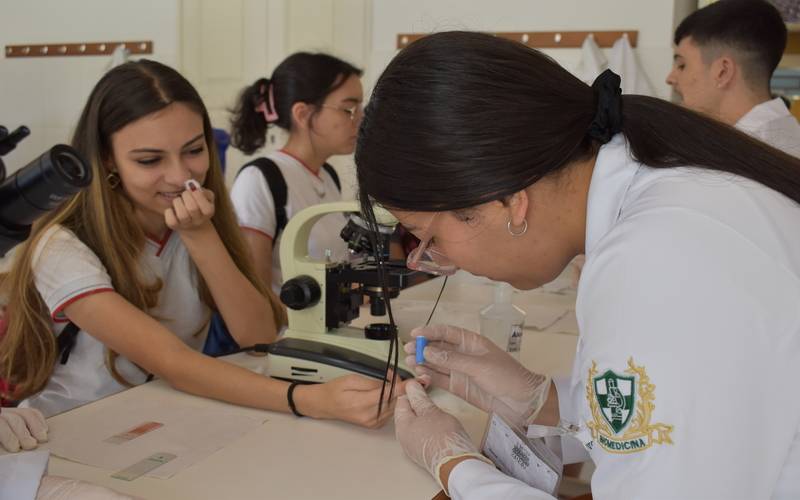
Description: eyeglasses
320,103,363,121
406,215,459,276
407,238,458,276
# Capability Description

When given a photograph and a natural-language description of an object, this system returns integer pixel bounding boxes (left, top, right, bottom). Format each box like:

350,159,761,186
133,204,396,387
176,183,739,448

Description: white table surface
40,271,580,499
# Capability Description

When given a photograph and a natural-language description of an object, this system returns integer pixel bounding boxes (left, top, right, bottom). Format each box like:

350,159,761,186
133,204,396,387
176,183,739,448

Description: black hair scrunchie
587,69,623,144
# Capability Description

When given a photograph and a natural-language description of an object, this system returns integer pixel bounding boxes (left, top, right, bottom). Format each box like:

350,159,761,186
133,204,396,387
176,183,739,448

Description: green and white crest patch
593,370,635,434
586,359,675,454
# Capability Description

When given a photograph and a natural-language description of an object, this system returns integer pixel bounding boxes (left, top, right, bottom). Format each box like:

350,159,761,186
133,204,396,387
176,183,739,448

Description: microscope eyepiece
0,144,92,229
0,142,92,255
52,146,89,182
0,126,30,156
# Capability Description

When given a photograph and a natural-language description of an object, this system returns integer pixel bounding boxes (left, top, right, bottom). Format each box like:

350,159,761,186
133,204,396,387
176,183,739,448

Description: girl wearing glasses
357,32,800,499
229,52,363,294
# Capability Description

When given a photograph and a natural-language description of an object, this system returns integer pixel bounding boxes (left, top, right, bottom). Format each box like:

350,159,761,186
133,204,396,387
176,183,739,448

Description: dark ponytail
620,95,800,203
229,77,271,155
230,53,362,155
356,31,800,213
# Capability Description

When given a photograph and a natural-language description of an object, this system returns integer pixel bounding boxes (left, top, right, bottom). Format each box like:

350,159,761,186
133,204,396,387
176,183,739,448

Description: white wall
231,1,636,198
0,0,180,175
368,0,696,98
214,0,373,197
0,0,697,191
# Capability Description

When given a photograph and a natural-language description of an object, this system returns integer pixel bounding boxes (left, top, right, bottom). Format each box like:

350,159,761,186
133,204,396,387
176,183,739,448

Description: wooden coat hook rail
397,31,637,50
5,40,153,58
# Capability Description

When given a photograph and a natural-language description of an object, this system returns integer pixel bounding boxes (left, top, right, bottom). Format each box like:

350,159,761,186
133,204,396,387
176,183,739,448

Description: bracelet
287,382,305,417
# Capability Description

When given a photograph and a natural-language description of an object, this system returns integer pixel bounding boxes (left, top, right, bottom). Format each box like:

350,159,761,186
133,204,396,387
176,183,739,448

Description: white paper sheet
46,399,267,479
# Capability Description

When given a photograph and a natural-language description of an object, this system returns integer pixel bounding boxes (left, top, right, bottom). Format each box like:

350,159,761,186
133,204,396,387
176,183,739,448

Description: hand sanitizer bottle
479,282,526,358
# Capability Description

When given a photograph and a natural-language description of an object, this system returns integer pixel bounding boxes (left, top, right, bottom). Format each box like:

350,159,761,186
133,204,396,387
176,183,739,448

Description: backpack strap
56,321,80,365
321,163,341,192
238,157,288,247
237,158,341,245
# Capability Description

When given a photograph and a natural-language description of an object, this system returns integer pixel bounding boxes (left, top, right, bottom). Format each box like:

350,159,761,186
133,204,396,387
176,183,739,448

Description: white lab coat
447,135,800,499
735,97,800,158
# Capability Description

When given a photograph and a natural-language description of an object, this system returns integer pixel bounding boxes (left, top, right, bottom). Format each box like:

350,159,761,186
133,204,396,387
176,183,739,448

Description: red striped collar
278,149,322,178
145,229,173,257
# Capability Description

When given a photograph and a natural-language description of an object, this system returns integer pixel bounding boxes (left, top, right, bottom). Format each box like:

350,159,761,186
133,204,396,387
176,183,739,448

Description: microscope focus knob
280,275,321,310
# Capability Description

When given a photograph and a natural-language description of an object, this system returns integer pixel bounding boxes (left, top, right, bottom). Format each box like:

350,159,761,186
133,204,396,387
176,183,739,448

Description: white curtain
608,34,655,96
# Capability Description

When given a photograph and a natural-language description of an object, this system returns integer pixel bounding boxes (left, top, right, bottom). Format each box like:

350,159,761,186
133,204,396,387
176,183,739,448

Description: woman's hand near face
164,180,215,235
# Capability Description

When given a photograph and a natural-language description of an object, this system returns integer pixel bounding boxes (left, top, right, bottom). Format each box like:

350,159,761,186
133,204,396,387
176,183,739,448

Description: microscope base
266,329,413,382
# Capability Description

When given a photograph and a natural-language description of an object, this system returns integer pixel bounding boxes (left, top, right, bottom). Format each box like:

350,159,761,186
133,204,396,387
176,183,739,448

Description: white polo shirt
229,150,348,294
736,97,800,157
449,135,800,499
20,226,210,417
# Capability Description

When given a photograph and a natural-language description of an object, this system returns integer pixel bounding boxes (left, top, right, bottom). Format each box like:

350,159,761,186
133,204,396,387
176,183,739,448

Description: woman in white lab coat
355,31,800,499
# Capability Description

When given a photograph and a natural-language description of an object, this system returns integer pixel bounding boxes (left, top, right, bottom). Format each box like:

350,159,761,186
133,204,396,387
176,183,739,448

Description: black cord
361,201,399,417
424,275,448,327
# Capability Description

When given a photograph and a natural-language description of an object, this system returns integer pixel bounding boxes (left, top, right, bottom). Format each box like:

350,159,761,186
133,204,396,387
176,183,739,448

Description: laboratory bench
38,271,581,499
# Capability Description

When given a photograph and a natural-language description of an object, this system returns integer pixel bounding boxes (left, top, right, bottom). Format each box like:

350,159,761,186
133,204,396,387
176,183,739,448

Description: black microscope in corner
0,124,92,256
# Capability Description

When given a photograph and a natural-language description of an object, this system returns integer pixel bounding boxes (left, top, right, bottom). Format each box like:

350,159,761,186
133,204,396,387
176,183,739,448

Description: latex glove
406,324,550,429
394,380,492,492
37,476,141,499
0,407,48,452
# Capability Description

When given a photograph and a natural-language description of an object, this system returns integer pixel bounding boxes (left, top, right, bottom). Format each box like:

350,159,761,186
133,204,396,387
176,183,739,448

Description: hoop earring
106,172,121,189
507,219,528,237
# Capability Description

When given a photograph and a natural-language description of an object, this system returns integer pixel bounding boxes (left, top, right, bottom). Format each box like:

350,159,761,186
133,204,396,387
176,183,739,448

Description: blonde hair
0,60,286,400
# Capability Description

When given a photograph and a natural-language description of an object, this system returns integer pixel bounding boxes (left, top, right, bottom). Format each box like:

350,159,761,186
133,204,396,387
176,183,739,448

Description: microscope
265,201,424,383
0,124,92,255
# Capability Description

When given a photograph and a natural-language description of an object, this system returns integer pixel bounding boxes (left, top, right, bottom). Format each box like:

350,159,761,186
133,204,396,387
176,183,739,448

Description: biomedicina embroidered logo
586,357,674,454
